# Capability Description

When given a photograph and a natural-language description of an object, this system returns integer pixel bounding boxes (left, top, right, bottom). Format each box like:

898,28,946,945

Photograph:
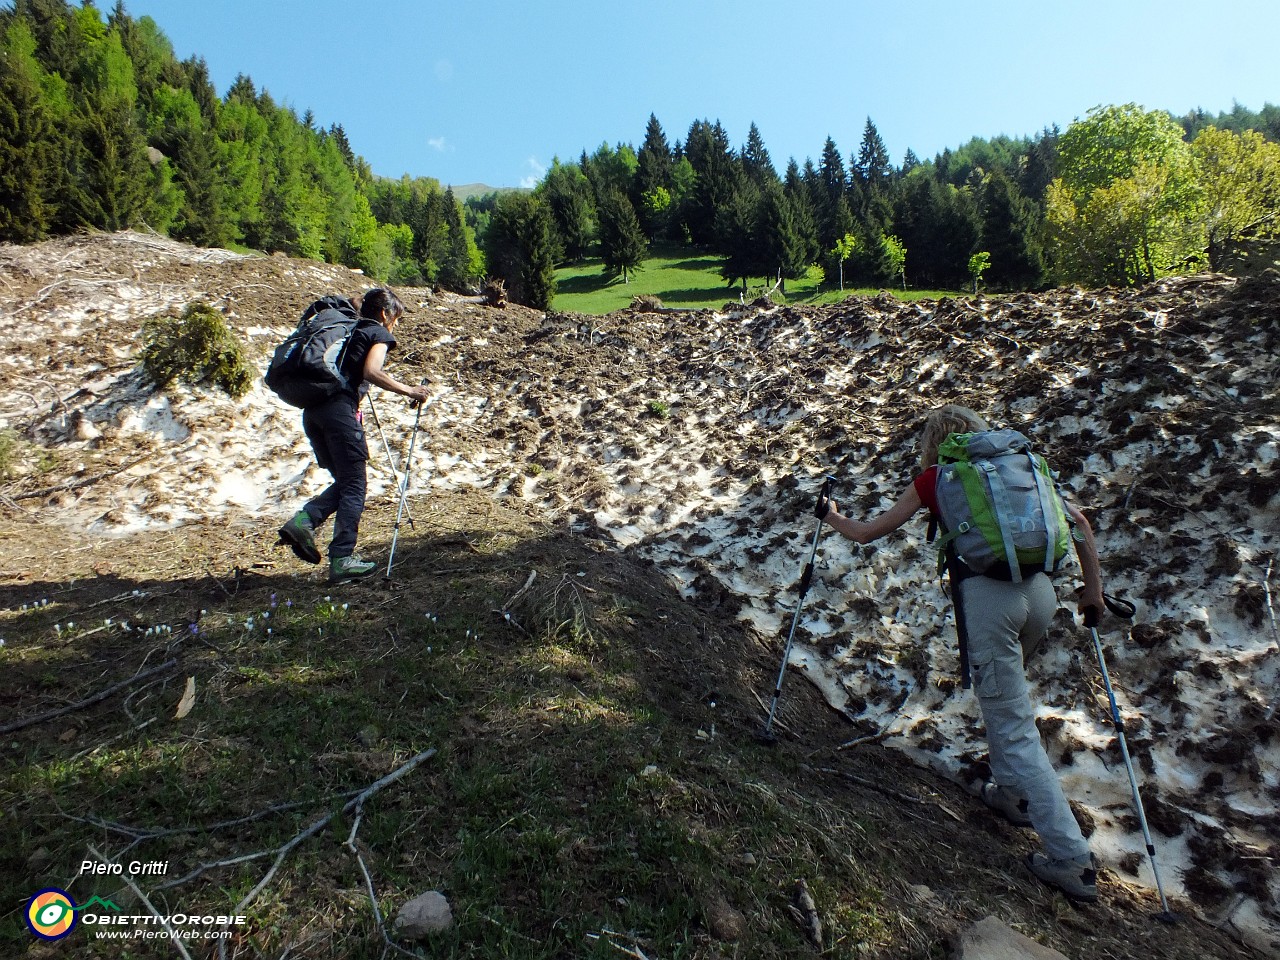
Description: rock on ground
392,890,453,939
956,916,1071,960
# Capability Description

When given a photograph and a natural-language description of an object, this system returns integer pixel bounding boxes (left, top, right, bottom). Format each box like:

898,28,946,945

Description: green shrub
140,303,254,399
646,399,671,420
0,428,19,480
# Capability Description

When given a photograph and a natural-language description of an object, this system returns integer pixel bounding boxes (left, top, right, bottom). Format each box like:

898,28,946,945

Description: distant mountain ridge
446,182,530,199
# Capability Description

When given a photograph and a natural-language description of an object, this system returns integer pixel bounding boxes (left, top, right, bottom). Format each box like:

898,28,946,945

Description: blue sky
117,0,1279,189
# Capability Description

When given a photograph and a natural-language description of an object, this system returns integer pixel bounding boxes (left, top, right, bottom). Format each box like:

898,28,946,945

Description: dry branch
0,659,179,734
345,812,419,959
14,455,151,502
87,844,194,960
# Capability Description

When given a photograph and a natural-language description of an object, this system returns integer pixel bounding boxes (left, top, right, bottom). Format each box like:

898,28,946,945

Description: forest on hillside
2,0,1279,310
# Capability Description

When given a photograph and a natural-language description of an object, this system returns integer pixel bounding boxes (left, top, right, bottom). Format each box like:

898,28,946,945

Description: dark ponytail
360,288,405,323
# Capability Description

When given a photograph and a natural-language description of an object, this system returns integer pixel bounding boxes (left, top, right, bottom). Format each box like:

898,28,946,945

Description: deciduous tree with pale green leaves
832,233,858,291
968,251,991,293
882,234,906,289
1047,103,1200,285
1190,125,1280,271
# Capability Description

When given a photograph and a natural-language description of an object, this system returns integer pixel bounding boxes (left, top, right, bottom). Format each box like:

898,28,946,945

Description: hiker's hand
406,384,431,405
815,495,835,521
1078,589,1104,628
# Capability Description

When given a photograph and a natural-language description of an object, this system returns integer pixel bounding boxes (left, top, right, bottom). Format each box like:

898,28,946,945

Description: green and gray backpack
931,429,1071,582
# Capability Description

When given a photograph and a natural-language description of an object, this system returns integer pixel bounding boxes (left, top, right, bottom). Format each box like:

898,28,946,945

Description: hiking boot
329,555,377,583
1027,852,1098,903
279,512,320,565
981,781,1033,827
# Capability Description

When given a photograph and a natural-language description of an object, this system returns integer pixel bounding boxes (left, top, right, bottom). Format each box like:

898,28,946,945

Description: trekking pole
1263,557,1278,722
366,394,414,529
1085,598,1178,923
385,386,440,581
759,475,835,745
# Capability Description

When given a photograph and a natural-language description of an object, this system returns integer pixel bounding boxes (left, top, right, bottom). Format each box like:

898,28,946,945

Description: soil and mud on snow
1,231,1277,955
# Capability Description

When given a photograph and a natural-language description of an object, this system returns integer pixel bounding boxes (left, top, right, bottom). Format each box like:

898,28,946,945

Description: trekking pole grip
1083,606,1100,629
813,475,836,519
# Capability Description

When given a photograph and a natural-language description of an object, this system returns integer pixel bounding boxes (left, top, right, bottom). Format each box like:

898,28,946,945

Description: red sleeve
913,466,940,515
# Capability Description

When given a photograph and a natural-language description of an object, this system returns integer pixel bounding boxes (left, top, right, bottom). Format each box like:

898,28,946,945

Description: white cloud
519,156,547,189
427,137,448,153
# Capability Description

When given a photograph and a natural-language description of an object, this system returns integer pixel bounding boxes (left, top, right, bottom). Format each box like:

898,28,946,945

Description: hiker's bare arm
824,486,924,544
1065,502,1105,616
363,343,430,401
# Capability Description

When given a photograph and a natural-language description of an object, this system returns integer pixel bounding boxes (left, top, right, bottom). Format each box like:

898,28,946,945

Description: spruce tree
636,115,673,194
758,180,807,293
784,158,819,266
683,119,739,246
636,114,675,240
597,189,647,283
72,25,151,231
742,122,778,187
818,136,846,205
540,159,595,262
856,117,890,189
486,192,557,309
854,118,892,237
980,170,1045,289
440,186,481,291
716,182,762,295
0,20,60,240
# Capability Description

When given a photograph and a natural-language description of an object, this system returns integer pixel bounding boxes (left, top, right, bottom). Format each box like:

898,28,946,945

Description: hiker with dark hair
819,403,1106,902
278,288,431,583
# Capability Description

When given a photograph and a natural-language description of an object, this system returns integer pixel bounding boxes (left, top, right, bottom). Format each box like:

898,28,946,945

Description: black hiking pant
301,395,368,560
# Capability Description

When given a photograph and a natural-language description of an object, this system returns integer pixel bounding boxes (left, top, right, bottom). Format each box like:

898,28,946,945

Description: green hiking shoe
279,511,320,565
329,555,377,583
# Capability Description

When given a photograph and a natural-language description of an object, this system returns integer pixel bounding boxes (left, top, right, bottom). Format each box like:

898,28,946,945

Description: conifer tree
72,22,151,230
784,158,820,266
716,182,762,296
216,93,268,245
636,115,675,240
979,170,1045,289
637,114,672,188
540,159,595,262
758,179,807,293
0,19,61,240
440,186,482,291
486,192,557,309
742,122,778,187
683,119,739,246
329,123,355,169
855,117,890,189
597,189,647,283
818,136,846,205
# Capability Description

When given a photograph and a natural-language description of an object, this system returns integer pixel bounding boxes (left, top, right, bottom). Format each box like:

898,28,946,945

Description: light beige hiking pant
960,573,1092,864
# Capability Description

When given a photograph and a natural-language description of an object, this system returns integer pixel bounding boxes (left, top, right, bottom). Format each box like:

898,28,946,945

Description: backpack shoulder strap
1028,452,1061,574
975,459,1023,583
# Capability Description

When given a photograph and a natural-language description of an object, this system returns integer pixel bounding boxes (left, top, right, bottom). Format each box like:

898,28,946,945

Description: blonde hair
919,404,989,469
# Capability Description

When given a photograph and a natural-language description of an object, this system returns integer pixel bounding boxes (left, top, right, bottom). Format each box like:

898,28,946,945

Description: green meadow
552,246,956,314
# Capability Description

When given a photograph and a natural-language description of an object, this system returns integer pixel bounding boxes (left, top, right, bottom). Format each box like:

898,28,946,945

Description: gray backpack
931,429,1071,581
